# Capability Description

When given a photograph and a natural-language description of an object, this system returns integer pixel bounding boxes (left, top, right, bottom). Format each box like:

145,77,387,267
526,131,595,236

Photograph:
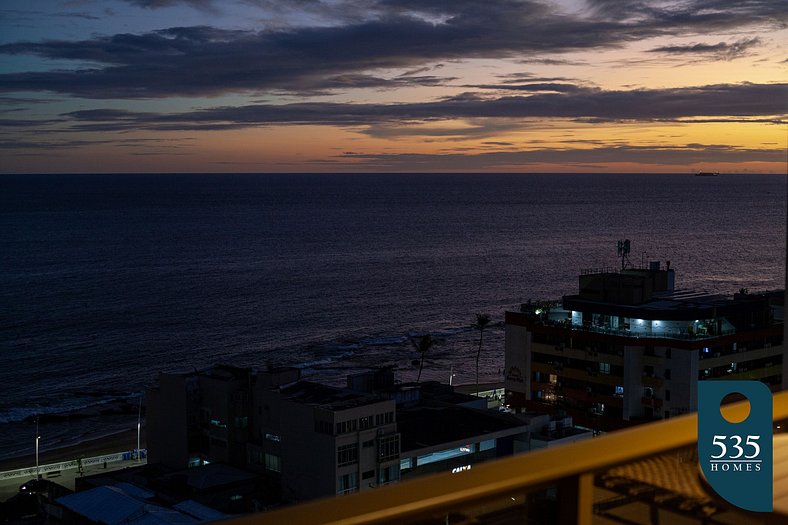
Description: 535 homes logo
698,381,773,512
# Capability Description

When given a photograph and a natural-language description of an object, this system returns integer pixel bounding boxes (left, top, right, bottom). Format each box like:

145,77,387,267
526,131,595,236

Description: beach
0,427,144,473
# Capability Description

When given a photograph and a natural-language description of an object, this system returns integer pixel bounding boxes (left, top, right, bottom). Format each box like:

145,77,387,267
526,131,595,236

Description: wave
360,335,408,346
0,393,140,424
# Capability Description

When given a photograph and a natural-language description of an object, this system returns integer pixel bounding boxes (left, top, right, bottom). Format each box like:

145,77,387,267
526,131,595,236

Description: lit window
378,465,399,485
264,453,281,472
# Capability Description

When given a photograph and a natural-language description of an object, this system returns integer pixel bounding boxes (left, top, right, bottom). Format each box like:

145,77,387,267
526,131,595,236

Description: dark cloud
51,83,786,134
122,0,217,10
1,1,785,99
648,37,762,60
332,144,785,171
468,83,586,93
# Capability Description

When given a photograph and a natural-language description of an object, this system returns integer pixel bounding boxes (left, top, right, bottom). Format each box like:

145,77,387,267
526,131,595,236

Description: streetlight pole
35,417,40,479
136,395,142,462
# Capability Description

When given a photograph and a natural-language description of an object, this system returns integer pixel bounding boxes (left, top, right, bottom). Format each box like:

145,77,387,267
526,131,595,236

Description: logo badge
698,380,772,512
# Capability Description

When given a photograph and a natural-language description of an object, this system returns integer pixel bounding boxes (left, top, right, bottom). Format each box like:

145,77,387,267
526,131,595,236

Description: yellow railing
226,391,788,525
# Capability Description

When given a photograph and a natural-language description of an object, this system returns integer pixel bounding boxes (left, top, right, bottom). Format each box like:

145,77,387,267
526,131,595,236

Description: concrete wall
146,374,189,468
504,324,530,398
622,345,644,420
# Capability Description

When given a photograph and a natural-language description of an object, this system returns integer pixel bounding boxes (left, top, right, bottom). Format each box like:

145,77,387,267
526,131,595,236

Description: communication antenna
616,239,632,270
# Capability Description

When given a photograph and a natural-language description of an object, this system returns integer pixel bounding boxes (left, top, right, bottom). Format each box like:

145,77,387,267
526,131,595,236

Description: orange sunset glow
0,1,786,173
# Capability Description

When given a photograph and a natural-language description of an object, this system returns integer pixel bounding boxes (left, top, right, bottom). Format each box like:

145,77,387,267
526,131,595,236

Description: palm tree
411,334,434,383
473,313,491,397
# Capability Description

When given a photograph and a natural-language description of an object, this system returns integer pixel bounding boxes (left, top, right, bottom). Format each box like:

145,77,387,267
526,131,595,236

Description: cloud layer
45,83,784,133
1,0,786,98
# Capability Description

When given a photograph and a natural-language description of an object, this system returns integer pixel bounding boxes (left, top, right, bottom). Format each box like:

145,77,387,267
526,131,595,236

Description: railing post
558,472,594,525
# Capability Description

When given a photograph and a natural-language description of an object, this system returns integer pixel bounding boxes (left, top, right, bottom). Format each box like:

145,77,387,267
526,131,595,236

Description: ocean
0,172,785,462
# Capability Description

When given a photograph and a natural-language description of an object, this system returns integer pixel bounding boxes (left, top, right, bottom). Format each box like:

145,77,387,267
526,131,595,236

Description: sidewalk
0,428,146,503
0,454,147,502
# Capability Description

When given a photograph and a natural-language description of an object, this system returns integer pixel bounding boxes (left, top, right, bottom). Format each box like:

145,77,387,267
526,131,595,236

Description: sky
0,0,786,173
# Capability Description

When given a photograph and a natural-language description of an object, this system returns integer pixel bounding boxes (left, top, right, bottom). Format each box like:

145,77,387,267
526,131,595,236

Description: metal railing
224,392,788,525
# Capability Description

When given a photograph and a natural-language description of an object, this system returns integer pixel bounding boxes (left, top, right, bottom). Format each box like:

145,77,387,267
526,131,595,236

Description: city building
504,263,785,430
346,369,591,479
147,364,592,507
146,365,257,470
250,379,400,501
147,366,400,502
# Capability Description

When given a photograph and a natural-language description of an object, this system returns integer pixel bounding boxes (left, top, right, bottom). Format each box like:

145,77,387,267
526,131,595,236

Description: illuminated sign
451,465,472,474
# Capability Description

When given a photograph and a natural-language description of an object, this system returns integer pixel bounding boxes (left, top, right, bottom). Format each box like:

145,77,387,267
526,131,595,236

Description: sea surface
0,172,785,463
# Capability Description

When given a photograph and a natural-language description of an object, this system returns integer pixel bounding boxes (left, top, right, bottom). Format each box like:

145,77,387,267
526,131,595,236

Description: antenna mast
617,239,632,270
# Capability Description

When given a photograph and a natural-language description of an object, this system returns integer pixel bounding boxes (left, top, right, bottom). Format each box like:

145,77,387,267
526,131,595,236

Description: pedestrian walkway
0,450,147,502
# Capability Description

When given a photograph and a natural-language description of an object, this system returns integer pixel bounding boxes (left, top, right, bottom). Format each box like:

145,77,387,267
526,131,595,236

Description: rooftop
279,381,388,410
57,484,208,525
397,405,528,451
222,392,788,525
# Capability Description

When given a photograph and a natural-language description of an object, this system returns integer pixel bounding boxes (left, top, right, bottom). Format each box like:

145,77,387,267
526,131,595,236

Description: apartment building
505,263,784,430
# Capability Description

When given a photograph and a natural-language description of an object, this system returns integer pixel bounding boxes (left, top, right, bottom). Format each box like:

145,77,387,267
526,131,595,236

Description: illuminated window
599,362,610,374
265,453,281,472
479,439,495,451
378,465,399,485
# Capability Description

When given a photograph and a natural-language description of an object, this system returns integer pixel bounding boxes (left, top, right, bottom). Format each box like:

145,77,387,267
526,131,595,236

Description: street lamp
35,418,40,479
136,394,142,462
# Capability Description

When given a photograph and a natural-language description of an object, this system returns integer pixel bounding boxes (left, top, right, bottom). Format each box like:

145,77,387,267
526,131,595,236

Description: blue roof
57,485,203,524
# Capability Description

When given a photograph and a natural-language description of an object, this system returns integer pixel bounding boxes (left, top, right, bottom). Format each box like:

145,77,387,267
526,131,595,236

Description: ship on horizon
694,170,720,176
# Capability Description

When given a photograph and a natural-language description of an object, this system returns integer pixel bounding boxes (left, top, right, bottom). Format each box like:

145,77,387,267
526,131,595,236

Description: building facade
248,380,400,500
505,264,785,430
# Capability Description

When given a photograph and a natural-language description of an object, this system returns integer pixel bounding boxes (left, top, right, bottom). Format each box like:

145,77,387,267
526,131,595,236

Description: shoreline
0,427,145,473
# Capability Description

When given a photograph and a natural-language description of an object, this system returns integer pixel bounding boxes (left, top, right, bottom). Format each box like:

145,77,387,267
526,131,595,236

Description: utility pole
35,416,40,479
136,395,142,462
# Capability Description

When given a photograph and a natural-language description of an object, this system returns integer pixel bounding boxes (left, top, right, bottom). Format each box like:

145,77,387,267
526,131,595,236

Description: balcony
225,391,788,524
